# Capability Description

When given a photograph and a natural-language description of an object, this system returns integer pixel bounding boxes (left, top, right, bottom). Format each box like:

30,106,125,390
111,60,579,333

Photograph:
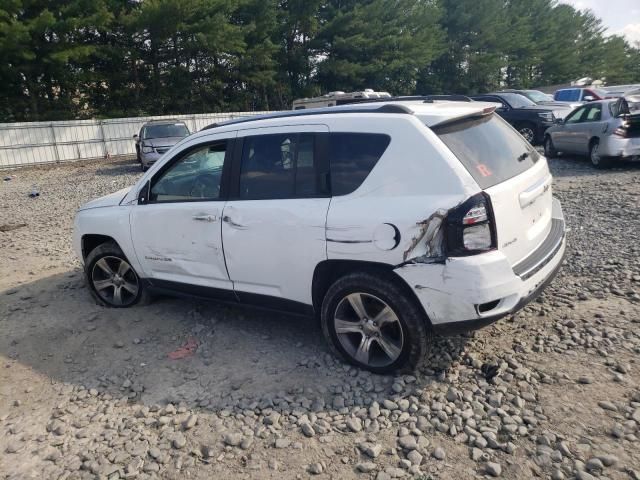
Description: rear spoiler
430,106,497,129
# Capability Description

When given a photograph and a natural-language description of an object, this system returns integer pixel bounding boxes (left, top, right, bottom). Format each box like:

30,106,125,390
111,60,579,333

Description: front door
553,106,587,152
130,133,235,295
221,125,330,309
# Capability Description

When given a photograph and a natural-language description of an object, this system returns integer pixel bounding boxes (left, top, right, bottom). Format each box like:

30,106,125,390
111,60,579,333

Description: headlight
538,112,553,122
142,145,154,153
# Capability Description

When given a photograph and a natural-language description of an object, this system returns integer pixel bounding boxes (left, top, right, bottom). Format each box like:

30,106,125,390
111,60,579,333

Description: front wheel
544,136,558,158
85,241,149,307
320,272,431,373
589,140,611,169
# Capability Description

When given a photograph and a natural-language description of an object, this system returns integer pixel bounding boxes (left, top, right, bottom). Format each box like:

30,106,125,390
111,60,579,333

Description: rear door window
432,114,539,189
328,133,391,195
239,133,319,199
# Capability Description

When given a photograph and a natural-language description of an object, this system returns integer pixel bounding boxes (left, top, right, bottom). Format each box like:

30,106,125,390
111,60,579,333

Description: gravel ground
1,155,640,480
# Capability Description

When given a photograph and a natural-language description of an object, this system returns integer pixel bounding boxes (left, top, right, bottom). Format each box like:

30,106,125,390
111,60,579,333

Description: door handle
192,214,216,222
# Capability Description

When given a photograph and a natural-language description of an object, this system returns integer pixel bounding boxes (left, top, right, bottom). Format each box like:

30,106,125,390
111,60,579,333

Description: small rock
357,462,377,473
223,432,243,447
433,447,446,460
308,463,323,475
275,438,290,449
172,433,187,449
485,462,502,477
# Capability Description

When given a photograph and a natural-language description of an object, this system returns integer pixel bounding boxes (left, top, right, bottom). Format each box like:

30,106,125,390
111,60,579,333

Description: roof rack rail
201,103,413,131
338,94,472,105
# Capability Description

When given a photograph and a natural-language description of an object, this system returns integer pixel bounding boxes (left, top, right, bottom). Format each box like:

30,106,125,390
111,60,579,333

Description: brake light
614,122,629,138
445,193,496,255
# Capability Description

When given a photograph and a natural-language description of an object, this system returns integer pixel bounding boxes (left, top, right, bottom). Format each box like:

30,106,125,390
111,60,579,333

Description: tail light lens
613,123,629,138
445,193,496,255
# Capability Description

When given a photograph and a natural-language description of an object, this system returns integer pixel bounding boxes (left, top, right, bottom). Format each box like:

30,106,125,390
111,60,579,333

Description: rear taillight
613,123,629,138
445,193,496,256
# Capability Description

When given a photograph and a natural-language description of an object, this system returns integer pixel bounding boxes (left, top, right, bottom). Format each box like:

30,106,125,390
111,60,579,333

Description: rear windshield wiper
517,152,529,162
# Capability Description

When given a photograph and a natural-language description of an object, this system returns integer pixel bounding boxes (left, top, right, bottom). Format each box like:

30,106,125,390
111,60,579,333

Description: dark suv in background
471,92,571,144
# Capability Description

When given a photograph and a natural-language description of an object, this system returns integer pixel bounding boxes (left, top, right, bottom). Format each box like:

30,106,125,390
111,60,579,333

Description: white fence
0,111,270,168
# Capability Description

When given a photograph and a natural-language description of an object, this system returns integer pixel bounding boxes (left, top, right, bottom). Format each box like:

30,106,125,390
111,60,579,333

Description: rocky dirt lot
1,156,639,480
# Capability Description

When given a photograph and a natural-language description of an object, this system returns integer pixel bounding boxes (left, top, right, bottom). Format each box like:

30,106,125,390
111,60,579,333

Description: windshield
500,93,536,108
525,90,553,103
143,123,189,139
433,114,539,189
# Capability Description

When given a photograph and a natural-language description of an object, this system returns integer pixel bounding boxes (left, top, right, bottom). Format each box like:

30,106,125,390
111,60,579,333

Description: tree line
1,0,639,122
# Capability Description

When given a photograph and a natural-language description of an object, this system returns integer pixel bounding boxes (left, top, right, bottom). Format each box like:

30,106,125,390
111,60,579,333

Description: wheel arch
588,136,600,148
81,234,118,260
311,259,432,326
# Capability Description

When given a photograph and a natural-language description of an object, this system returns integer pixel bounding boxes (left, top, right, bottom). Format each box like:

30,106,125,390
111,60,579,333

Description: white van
73,100,566,373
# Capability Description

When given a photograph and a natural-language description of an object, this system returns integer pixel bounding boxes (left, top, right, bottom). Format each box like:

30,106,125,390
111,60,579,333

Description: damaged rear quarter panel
325,115,480,266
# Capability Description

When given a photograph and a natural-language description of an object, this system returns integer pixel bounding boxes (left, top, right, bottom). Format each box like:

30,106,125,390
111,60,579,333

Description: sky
560,0,640,45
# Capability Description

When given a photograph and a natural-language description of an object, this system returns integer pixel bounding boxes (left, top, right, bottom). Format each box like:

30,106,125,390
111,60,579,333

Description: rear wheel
544,136,558,158
85,241,149,307
320,272,431,373
516,123,536,144
589,139,611,169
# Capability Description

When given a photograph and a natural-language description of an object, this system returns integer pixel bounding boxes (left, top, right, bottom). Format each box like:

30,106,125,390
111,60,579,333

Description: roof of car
197,100,499,137
142,119,186,125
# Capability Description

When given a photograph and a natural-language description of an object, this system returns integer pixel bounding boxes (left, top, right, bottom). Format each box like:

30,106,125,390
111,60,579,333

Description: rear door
433,114,554,266
221,125,330,309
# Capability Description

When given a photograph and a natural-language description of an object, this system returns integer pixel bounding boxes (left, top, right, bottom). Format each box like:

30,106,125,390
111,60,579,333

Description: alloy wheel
91,256,140,306
590,142,600,166
519,127,535,143
333,292,404,368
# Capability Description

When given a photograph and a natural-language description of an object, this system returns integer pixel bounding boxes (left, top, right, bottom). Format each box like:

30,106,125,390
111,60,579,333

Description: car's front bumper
140,151,162,166
395,197,566,334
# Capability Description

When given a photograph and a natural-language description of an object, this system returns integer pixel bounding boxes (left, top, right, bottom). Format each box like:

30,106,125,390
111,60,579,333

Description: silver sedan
543,98,640,168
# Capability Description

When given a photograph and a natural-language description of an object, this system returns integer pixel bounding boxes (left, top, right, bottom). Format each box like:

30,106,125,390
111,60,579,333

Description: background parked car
470,92,570,144
544,98,640,168
503,89,582,111
134,120,190,171
553,87,609,103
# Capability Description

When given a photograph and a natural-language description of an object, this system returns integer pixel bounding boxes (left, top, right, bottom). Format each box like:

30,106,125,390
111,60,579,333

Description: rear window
329,133,391,195
555,89,580,102
432,114,539,189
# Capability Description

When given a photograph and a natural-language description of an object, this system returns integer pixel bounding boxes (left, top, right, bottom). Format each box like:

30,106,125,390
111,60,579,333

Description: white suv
73,100,566,373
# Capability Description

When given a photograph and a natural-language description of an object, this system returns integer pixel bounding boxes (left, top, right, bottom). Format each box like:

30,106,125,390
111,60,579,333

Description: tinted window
584,104,602,121
329,133,391,196
239,133,318,199
433,114,539,189
143,123,189,139
555,89,580,102
150,142,226,202
565,107,587,124
498,93,535,108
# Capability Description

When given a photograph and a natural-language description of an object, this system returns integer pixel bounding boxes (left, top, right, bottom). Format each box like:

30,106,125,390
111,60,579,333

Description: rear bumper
600,136,640,158
395,197,566,334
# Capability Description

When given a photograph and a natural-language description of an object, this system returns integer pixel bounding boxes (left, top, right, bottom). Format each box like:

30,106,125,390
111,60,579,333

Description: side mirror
133,134,139,139
554,118,564,125
583,95,595,102
137,180,150,205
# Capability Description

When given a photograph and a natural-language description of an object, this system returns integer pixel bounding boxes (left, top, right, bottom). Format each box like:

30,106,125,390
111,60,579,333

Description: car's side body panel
222,124,331,305
325,115,478,266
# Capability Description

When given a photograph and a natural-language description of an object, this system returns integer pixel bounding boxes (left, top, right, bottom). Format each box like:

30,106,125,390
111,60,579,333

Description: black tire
515,122,537,144
84,241,150,308
135,147,141,163
320,271,432,373
589,139,611,169
544,136,558,158
141,162,148,172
